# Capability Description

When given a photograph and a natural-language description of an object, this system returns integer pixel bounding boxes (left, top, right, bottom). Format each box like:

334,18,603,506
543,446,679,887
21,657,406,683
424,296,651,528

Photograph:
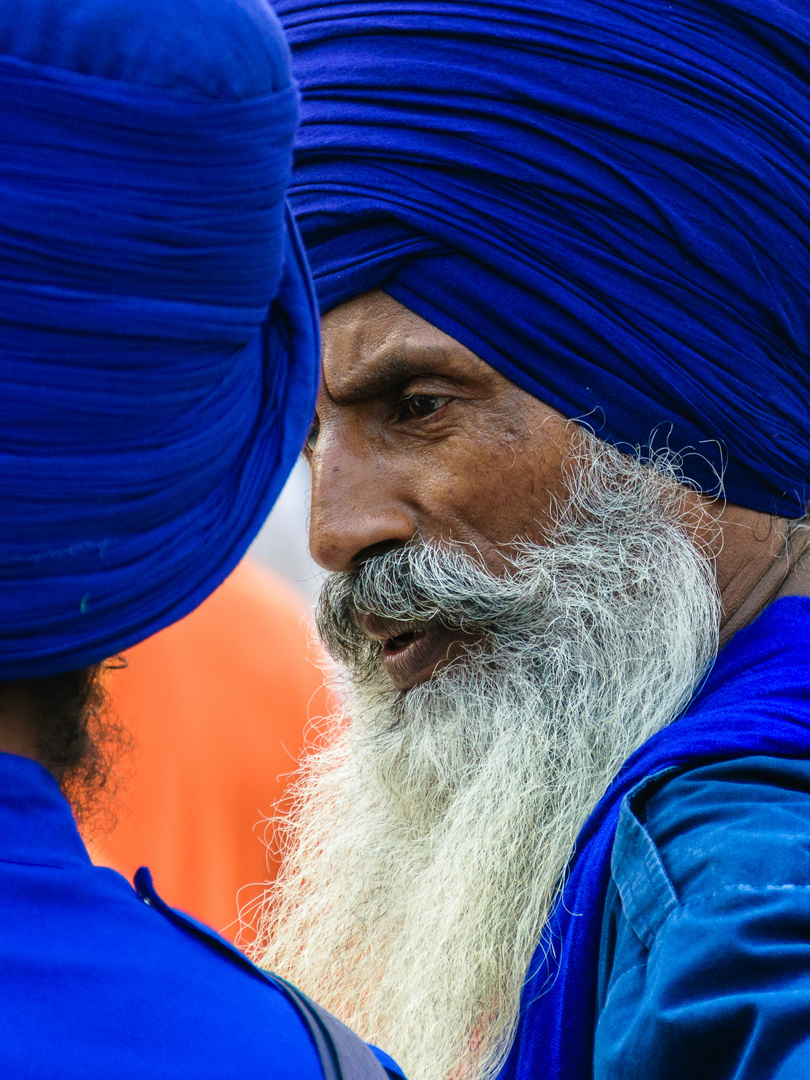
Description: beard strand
254,438,720,1080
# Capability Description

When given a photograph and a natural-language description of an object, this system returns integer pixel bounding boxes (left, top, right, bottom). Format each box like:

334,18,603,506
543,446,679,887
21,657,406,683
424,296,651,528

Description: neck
716,507,810,647
0,683,44,766
776,521,810,599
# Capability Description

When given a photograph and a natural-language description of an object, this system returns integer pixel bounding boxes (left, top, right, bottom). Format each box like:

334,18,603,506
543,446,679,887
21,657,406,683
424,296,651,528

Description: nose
308,431,416,573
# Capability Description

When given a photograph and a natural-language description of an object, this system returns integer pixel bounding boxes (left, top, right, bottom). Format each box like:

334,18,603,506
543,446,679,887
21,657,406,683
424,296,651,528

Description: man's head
261,2,810,1077
264,362,725,1080
0,0,318,806
263,292,808,1080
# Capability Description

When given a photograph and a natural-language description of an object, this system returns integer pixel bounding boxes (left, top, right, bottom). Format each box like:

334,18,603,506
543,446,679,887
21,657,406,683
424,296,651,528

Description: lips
358,614,476,692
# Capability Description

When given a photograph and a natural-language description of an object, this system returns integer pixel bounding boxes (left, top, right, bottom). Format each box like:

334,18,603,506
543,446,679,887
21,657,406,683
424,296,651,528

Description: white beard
254,439,720,1080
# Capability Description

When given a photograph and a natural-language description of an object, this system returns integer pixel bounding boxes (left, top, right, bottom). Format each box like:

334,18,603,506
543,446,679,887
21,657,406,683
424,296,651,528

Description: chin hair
0,662,132,838
254,436,720,1080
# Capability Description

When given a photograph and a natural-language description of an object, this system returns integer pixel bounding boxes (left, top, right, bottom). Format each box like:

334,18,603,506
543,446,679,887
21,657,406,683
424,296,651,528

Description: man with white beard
258,2,810,1078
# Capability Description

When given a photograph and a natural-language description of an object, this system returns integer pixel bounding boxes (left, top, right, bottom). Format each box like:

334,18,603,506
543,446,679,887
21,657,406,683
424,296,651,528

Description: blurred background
249,458,325,608
90,456,332,948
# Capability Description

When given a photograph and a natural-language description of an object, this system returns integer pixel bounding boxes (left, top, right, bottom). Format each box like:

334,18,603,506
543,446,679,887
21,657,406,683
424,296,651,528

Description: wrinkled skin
306,290,810,689
309,293,570,573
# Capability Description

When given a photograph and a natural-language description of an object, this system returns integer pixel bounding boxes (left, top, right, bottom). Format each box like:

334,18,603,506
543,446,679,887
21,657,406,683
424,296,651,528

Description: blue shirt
0,751,383,1079
497,597,810,1080
596,748,810,1075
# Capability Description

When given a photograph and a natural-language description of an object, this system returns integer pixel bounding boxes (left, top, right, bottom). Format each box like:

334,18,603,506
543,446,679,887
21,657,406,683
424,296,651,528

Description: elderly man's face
269,288,722,1080
271,289,805,1080
309,289,576,688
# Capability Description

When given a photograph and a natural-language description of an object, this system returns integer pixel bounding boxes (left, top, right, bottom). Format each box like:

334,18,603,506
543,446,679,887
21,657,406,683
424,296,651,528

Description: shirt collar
0,751,90,868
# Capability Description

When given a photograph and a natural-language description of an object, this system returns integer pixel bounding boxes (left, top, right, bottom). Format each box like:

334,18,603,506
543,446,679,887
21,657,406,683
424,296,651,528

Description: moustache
315,541,552,675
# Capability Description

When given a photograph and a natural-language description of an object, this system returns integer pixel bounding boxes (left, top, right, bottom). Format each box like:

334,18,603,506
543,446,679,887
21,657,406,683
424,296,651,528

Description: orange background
89,558,329,944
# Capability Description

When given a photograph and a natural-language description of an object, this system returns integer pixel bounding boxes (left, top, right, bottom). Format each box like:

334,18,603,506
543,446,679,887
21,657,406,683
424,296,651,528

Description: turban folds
277,0,810,517
0,0,318,678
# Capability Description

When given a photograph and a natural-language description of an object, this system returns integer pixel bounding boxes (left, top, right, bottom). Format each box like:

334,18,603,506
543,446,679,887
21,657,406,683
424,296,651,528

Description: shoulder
0,859,329,1078
595,755,810,1080
136,870,403,1080
626,754,810,905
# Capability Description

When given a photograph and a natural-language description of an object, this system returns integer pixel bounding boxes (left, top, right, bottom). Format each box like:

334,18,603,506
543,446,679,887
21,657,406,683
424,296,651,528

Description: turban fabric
277,0,810,518
0,0,318,678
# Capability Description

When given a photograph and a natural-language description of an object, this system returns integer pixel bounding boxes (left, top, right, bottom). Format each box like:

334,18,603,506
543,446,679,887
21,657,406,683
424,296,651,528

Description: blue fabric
594,755,810,1077
370,1046,407,1078
132,867,407,1080
492,596,810,1080
277,0,810,517
0,0,319,678
0,751,326,1079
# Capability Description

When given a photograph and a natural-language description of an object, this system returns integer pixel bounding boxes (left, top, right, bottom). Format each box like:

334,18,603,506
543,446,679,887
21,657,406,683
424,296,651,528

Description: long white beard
254,440,720,1080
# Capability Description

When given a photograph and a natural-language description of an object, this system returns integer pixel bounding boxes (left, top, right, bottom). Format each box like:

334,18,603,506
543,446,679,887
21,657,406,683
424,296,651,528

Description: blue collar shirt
0,752,325,1078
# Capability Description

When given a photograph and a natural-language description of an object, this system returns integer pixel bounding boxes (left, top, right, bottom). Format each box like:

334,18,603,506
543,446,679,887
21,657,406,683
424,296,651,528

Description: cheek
421,432,567,550
481,453,561,543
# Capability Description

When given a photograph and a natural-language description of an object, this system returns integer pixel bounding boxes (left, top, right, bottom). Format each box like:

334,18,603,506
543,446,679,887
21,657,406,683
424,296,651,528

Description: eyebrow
323,345,456,406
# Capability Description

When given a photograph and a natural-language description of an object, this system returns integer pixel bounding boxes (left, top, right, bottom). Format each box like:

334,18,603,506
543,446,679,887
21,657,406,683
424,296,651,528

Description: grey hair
256,436,720,1080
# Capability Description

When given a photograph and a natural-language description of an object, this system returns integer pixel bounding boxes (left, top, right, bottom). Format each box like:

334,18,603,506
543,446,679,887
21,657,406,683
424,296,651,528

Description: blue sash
497,596,810,1080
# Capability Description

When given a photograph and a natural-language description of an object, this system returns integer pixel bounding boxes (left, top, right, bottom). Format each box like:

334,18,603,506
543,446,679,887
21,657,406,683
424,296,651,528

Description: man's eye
400,394,448,419
304,416,320,454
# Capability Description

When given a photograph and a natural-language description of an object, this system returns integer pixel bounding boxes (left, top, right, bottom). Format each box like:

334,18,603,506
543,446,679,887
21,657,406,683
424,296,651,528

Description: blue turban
277,0,810,518
0,0,318,678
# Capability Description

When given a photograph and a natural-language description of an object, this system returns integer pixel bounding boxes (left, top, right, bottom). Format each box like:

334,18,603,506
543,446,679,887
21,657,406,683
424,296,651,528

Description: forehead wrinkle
321,342,458,406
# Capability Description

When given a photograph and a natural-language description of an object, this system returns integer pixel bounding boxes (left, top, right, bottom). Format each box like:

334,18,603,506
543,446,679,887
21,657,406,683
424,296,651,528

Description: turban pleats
279,0,810,516
0,10,318,676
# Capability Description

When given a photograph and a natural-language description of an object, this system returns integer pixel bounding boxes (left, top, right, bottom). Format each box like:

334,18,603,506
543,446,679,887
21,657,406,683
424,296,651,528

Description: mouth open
377,623,477,692
383,629,427,655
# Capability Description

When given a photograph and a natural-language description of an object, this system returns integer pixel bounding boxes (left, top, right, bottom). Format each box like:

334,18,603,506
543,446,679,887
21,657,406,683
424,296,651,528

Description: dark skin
0,670,106,783
0,684,42,762
307,290,810,690
0,666,123,834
